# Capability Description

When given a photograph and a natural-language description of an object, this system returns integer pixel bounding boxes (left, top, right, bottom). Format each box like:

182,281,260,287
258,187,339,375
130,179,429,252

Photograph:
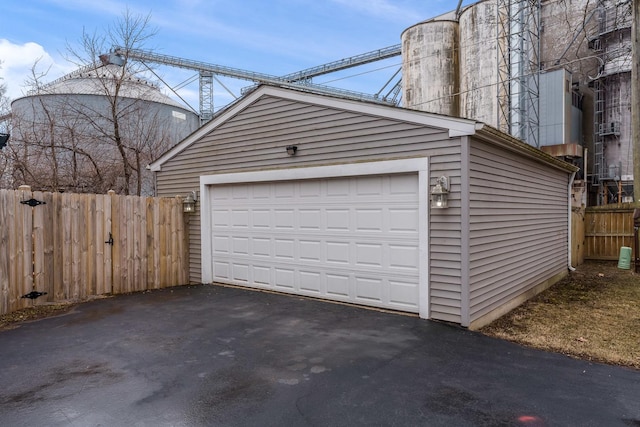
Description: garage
201,159,430,317
152,84,577,328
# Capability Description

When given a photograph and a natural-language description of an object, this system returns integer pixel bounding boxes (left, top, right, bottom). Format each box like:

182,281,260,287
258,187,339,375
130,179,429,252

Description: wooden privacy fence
0,187,189,316
583,206,636,260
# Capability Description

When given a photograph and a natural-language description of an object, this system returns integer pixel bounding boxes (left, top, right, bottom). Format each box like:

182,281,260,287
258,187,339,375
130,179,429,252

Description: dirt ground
0,301,77,330
481,260,640,370
2,261,639,369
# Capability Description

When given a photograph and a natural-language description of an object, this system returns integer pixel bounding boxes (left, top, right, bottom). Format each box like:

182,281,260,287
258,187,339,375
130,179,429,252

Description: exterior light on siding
182,191,197,213
431,176,449,209
286,145,298,155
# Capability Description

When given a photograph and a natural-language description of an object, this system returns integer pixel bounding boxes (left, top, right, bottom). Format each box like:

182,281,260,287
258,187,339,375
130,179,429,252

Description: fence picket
584,208,635,260
0,189,188,316
0,190,10,314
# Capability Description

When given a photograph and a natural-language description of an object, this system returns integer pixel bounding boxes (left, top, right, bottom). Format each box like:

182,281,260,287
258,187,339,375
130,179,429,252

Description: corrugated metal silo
10,65,199,194
11,65,199,146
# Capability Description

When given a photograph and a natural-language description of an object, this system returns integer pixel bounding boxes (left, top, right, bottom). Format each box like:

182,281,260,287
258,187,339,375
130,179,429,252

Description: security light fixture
286,145,298,155
182,191,197,213
431,176,449,209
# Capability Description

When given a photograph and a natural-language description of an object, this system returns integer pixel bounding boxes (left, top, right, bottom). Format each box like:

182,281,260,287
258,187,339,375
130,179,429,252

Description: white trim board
200,157,431,319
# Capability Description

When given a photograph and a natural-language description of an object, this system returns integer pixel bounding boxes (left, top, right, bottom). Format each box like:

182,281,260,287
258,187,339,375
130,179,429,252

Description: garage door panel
275,182,295,198
326,241,350,264
389,244,419,270
326,209,350,231
232,184,249,200
252,210,271,228
231,209,249,227
389,208,419,232
252,265,271,285
326,180,350,197
356,175,384,196
326,273,350,297
355,209,383,231
299,240,322,262
213,236,230,254
231,236,248,254
208,173,421,313
213,209,230,226
275,268,295,289
274,209,295,229
355,243,383,267
299,180,321,197
274,239,295,260
389,174,419,195
299,270,322,293
252,183,270,199
299,209,321,230
232,263,249,282
214,261,230,279
355,276,383,302
252,237,271,257
389,280,420,308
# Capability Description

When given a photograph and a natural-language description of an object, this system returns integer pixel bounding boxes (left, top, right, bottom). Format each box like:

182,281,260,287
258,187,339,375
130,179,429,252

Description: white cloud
0,39,74,101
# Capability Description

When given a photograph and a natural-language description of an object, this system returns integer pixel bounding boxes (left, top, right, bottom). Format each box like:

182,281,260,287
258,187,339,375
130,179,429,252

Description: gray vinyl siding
155,94,464,324
467,138,569,323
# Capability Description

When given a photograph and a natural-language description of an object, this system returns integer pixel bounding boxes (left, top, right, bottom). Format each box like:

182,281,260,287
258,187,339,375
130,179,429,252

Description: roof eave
475,124,579,173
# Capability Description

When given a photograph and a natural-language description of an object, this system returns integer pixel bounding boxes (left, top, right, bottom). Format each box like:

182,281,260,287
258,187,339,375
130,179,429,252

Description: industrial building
402,0,633,205
3,0,632,202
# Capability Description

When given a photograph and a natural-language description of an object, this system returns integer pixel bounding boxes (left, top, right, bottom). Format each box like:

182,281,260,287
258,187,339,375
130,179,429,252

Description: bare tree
6,10,187,195
0,61,13,187
64,9,160,195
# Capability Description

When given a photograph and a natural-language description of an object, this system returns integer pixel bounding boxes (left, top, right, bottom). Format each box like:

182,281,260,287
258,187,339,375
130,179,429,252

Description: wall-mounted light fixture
182,190,198,213
286,145,298,156
430,176,449,209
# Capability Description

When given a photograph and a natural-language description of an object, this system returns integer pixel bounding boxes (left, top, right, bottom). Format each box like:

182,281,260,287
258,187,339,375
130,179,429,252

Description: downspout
568,171,577,271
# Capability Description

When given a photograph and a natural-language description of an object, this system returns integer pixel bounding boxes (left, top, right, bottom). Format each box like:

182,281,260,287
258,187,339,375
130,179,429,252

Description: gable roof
149,84,577,174
149,84,482,172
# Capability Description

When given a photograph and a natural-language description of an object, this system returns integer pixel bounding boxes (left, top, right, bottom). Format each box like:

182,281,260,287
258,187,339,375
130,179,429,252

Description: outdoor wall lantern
182,191,197,213
286,145,298,155
430,176,449,209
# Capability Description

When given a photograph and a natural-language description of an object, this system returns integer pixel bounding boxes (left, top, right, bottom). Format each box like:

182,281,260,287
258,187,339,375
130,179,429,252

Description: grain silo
10,64,199,194
401,0,506,129
458,0,503,129
401,19,459,117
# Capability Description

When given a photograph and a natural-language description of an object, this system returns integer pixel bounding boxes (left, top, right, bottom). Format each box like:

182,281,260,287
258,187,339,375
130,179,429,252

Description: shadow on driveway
1,284,639,426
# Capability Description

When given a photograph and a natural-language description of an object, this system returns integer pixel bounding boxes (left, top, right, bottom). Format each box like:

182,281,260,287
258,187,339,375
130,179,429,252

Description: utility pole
633,0,640,204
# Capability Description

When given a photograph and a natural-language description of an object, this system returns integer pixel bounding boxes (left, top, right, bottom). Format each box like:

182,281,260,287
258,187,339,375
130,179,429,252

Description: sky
0,0,473,113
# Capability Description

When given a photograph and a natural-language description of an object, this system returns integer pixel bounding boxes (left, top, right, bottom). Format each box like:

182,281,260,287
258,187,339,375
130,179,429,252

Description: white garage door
201,159,429,316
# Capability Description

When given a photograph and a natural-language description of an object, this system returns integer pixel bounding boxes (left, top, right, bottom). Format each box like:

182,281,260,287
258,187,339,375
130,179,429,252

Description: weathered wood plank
0,191,10,314
584,209,634,260
0,189,188,315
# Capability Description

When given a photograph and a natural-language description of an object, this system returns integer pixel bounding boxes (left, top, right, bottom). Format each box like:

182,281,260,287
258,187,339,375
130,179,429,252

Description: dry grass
0,303,76,331
481,261,640,369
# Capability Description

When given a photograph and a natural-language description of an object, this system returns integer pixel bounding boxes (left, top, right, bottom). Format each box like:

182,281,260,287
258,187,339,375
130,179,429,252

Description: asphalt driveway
1,284,639,427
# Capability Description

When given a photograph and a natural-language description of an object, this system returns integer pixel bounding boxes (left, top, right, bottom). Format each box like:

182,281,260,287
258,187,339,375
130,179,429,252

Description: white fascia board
257,86,478,138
